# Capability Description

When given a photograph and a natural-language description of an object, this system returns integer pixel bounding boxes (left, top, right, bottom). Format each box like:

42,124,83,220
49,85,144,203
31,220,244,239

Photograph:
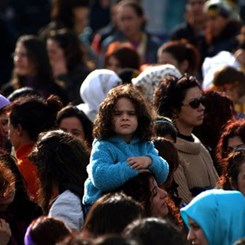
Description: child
83,84,169,206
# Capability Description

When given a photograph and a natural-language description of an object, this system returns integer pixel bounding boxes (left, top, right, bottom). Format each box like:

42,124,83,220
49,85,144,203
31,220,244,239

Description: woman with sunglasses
154,74,218,204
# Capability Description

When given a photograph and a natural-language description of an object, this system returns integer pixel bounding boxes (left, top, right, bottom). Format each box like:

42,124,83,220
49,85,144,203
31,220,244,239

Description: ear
15,124,23,136
229,177,238,190
180,60,189,73
172,108,179,120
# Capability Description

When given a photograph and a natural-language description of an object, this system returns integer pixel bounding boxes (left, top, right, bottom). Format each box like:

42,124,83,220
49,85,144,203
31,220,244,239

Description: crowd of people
0,0,245,244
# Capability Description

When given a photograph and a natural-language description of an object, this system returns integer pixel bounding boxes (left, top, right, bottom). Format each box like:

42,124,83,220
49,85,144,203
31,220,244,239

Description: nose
159,187,168,199
187,228,195,241
199,102,205,110
122,113,129,120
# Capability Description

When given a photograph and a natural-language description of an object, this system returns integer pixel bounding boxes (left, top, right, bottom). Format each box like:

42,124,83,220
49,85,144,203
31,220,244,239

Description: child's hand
0,219,11,245
127,156,152,170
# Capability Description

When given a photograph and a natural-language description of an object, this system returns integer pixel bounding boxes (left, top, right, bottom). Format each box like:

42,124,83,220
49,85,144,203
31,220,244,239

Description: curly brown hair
153,74,201,119
216,119,245,164
93,84,155,141
217,151,245,191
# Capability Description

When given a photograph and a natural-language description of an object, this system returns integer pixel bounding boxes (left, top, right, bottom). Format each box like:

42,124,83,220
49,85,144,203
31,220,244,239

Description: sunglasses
182,96,205,109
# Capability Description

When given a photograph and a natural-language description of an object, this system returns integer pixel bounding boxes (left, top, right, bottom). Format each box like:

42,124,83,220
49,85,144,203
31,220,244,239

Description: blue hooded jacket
181,189,245,245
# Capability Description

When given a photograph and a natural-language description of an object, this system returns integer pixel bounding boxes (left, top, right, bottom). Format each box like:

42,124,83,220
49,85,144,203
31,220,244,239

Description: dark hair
0,148,28,199
93,84,155,141
157,39,200,74
0,160,15,199
115,171,182,226
153,116,177,142
24,216,71,245
82,192,144,237
9,95,62,141
51,0,90,29
153,137,180,191
47,28,85,70
93,235,139,245
153,74,201,118
117,0,144,17
193,90,235,154
57,105,93,147
217,151,245,191
123,217,187,245
212,66,245,97
7,87,41,102
105,42,140,71
114,172,153,217
29,130,89,213
58,233,92,245
216,119,245,163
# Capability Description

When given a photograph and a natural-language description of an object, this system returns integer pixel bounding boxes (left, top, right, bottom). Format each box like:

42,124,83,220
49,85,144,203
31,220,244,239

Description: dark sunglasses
182,96,205,109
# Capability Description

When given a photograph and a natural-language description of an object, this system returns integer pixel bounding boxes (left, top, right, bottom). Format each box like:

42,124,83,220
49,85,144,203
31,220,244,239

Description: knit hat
132,64,181,101
205,0,240,20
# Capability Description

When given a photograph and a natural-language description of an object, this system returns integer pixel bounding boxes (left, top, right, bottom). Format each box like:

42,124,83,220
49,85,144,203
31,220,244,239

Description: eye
128,111,136,116
113,111,121,116
190,223,201,230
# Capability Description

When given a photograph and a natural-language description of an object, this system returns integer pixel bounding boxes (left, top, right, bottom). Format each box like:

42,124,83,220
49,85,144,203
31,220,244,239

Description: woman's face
218,82,240,103
46,39,65,66
106,56,122,74
227,136,245,153
59,116,85,141
187,217,208,245
116,5,143,38
175,87,205,134
0,112,9,137
149,177,169,218
13,43,34,76
206,13,228,38
72,6,89,34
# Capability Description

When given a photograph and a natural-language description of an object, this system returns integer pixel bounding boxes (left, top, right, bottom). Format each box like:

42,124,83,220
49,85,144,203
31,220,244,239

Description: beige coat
174,134,219,204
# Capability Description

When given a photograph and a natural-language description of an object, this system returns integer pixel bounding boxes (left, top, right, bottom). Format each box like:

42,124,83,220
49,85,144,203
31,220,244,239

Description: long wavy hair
217,151,245,192
29,130,89,213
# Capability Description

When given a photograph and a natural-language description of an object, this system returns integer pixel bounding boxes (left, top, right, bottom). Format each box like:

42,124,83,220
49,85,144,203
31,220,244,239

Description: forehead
16,42,26,51
118,5,139,16
183,86,202,101
114,97,135,108
228,136,244,147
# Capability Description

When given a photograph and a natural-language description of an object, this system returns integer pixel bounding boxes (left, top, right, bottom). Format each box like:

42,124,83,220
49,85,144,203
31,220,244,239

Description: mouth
197,114,204,120
121,124,130,128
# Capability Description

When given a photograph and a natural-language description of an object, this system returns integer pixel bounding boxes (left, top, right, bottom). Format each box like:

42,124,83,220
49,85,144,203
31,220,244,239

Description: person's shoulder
101,31,124,48
146,32,162,46
171,22,193,38
93,137,121,146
